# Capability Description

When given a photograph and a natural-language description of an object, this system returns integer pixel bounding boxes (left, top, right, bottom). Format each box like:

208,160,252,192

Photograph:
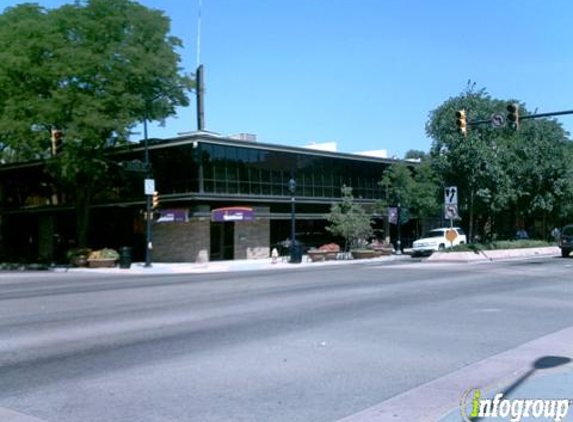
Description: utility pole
288,177,300,264
143,114,153,268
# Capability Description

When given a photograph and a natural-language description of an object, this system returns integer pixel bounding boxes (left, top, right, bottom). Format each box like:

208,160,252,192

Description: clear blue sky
4,0,573,157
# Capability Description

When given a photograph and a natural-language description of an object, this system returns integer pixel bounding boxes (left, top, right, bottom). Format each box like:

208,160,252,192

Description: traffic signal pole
467,109,573,128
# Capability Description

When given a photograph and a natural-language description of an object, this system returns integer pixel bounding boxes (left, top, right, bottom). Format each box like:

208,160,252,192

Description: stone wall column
153,218,210,263
234,207,270,260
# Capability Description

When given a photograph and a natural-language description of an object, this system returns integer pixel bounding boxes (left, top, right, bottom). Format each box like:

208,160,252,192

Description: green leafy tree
505,118,573,234
0,0,194,246
404,149,428,161
325,186,373,251
378,162,416,208
426,82,573,240
410,161,441,225
378,161,440,235
426,84,511,240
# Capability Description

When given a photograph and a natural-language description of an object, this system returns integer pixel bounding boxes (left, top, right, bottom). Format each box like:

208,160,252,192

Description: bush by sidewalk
449,239,553,253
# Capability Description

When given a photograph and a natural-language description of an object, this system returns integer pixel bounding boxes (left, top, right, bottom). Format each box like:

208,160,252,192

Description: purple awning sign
211,207,255,222
156,209,188,223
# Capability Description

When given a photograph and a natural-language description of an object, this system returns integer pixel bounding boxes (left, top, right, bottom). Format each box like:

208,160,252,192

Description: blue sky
3,0,573,157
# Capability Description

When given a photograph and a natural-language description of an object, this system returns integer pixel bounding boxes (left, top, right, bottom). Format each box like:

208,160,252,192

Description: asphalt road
1,257,573,422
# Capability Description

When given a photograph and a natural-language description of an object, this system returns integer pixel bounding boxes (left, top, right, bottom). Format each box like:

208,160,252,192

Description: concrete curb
426,247,560,263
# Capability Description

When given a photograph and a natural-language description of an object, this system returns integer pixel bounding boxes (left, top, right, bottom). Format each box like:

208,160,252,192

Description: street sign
491,113,506,128
445,229,458,243
121,160,147,172
444,204,459,220
144,178,155,196
444,186,458,206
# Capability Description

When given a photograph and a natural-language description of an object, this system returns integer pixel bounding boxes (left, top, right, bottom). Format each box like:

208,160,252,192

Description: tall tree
426,83,573,240
404,149,428,161
378,161,440,235
0,0,194,246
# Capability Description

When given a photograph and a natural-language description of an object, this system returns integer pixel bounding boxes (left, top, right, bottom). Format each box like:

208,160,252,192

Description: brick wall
234,218,270,260
153,219,210,263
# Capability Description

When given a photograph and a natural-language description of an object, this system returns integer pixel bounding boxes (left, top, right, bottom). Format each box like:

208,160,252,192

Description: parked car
559,225,573,258
411,227,467,257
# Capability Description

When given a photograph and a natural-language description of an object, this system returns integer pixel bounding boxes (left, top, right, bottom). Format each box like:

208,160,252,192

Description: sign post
444,187,459,246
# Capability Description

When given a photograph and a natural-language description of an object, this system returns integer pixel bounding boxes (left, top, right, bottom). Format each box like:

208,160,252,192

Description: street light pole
288,178,298,263
396,194,402,255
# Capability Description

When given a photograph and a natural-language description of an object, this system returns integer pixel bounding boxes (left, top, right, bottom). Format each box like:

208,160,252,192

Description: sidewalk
337,326,573,422
59,253,412,275
56,246,561,275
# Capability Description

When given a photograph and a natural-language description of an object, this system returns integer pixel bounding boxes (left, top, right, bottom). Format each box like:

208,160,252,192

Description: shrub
88,248,119,260
66,248,92,261
448,240,552,252
318,243,340,253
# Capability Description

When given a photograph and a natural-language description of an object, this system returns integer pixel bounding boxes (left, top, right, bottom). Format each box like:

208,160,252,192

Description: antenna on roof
196,0,202,67
195,0,205,131
196,65,205,131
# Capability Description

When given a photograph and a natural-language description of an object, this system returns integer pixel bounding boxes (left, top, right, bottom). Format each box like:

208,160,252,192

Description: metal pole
144,116,152,268
469,109,573,127
196,65,205,131
396,199,402,255
288,178,298,263
291,196,295,258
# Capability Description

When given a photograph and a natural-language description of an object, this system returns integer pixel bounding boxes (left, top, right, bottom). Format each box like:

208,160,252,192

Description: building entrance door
210,222,234,261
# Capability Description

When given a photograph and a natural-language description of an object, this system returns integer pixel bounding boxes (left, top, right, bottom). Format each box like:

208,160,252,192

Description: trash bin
289,243,303,264
119,246,132,269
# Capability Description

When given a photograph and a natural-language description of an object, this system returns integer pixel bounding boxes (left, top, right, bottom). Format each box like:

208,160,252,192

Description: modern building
0,132,414,263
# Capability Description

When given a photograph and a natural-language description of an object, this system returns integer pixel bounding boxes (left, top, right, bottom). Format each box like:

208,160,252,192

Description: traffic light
51,129,63,156
455,110,467,137
152,191,160,209
507,103,519,130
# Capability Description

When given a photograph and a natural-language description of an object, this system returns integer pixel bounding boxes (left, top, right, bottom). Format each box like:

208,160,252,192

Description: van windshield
422,230,445,238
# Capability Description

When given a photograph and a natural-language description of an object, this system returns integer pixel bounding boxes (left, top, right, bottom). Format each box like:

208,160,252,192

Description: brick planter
308,250,327,262
351,250,377,260
88,259,116,268
373,248,393,256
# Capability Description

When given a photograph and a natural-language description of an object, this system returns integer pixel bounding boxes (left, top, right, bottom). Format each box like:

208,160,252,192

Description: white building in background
353,149,388,159
302,142,338,152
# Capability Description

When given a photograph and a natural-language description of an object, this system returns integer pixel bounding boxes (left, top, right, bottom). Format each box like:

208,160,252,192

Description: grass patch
449,240,554,253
